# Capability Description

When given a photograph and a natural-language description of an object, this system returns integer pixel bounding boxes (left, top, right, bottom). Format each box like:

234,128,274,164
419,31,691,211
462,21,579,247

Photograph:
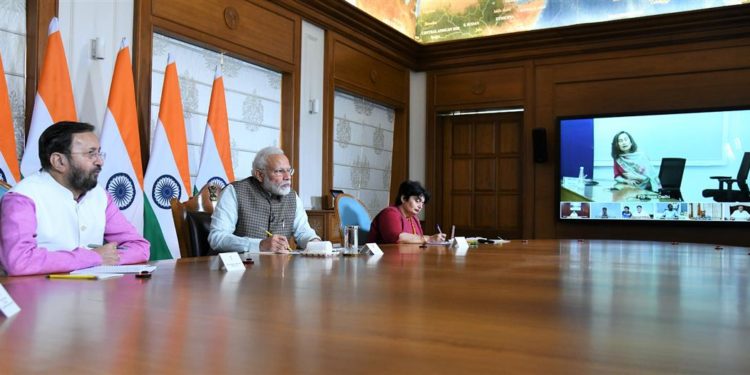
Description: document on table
425,241,451,246
71,265,157,274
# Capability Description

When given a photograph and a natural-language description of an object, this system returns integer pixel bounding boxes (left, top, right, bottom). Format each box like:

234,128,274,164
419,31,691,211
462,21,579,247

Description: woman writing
611,131,661,192
368,181,447,244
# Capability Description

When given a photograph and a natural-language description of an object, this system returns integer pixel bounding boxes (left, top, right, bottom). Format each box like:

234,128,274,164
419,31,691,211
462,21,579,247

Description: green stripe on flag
144,197,172,261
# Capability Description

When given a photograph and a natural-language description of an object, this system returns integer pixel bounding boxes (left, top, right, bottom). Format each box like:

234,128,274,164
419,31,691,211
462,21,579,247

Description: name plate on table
452,237,469,256
0,284,21,317
365,243,384,256
211,252,246,271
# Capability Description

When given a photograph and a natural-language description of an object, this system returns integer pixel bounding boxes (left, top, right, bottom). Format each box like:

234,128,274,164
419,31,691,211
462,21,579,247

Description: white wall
298,21,325,209
59,0,133,132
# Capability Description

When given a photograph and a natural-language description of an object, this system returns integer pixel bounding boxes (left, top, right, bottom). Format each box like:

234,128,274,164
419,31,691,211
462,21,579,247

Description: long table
560,177,677,202
1,240,749,373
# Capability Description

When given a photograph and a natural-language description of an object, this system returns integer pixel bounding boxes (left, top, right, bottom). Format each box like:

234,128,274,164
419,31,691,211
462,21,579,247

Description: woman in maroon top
368,181,447,244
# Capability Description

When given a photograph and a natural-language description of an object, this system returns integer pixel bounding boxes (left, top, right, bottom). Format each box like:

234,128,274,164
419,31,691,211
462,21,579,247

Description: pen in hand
265,231,293,252
436,225,442,234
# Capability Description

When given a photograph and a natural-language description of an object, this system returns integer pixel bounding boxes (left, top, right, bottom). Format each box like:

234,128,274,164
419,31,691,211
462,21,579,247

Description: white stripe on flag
144,119,188,259
99,108,144,233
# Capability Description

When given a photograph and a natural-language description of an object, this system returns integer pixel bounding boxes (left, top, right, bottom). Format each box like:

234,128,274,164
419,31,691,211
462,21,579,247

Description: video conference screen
559,108,750,222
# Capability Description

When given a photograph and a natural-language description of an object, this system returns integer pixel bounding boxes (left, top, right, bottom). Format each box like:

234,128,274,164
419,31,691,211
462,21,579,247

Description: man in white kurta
0,122,149,276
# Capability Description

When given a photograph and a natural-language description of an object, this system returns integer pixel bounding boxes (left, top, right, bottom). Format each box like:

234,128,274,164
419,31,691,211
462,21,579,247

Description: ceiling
345,0,747,44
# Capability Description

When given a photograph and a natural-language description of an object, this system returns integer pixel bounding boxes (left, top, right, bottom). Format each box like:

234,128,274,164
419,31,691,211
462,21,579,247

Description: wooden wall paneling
331,37,408,104
151,0,297,66
432,67,524,107
305,209,339,242
281,68,300,190
554,70,750,117
496,115,522,239
531,64,558,240
321,30,334,200
522,60,537,239
133,0,153,168
418,5,750,71
24,0,57,133
474,193,496,229
534,39,750,86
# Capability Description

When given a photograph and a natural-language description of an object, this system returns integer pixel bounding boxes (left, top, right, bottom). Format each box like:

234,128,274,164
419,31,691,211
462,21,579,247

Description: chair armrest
709,176,732,190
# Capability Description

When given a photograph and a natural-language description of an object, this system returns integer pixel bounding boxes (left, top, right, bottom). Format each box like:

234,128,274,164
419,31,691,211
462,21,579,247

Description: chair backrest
185,211,213,257
736,152,750,191
0,180,11,198
334,193,371,245
658,158,686,191
170,184,220,257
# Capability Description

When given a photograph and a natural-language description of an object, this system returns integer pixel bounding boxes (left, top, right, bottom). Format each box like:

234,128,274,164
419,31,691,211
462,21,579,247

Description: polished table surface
1,240,749,374
561,177,676,202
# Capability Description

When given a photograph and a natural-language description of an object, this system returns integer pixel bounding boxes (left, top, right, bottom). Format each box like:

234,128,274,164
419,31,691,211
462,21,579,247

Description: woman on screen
368,180,447,244
611,131,661,192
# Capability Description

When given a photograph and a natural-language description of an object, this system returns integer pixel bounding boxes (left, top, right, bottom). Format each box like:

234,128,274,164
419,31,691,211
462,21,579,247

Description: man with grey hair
208,146,320,252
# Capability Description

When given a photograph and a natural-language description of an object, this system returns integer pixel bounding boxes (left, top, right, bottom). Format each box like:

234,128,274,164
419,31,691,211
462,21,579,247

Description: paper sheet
71,265,156,274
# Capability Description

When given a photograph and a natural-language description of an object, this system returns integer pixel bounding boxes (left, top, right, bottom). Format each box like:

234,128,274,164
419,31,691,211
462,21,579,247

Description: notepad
425,241,451,246
71,265,156,274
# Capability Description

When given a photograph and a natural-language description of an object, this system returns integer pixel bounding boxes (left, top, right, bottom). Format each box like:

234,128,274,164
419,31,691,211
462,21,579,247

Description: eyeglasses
69,150,107,161
266,167,294,176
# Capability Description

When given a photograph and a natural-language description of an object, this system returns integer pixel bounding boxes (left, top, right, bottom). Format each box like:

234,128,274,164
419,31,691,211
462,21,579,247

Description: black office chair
658,158,686,200
185,211,214,257
170,184,219,257
702,152,750,202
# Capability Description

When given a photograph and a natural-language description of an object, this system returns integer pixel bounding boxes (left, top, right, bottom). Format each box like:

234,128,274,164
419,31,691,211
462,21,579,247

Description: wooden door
438,112,522,239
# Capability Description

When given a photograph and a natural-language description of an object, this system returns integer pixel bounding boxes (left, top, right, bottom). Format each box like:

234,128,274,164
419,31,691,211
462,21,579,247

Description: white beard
263,178,291,196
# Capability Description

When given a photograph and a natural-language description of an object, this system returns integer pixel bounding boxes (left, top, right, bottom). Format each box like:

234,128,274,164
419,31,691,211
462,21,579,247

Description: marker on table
47,274,98,280
450,225,456,240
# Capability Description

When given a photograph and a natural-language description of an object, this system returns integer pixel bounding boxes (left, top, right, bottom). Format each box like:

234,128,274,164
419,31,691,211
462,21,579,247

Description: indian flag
98,39,144,232
195,67,235,193
0,51,20,186
144,55,191,260
20,17,77,177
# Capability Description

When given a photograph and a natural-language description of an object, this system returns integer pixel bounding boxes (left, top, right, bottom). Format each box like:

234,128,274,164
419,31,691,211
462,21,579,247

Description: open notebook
71,265,157,274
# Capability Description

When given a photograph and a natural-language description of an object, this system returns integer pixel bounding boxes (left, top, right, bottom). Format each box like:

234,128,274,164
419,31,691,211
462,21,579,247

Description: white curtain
333,91,395,219
0,0,26,162
151,34,283,186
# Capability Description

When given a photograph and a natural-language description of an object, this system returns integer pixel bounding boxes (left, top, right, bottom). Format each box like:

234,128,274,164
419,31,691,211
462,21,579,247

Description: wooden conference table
560,177,677,202
1,240,749,374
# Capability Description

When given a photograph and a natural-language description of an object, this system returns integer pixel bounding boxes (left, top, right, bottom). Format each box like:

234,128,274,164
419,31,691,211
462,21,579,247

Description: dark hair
394,180,431,206
39,121,96,171
611,131,638,159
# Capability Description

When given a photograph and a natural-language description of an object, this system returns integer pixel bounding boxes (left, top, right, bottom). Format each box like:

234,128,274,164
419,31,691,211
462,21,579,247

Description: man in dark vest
208,146,320,252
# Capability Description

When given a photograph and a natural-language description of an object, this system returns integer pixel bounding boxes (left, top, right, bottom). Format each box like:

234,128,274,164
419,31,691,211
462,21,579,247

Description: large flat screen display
559,108,750,222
